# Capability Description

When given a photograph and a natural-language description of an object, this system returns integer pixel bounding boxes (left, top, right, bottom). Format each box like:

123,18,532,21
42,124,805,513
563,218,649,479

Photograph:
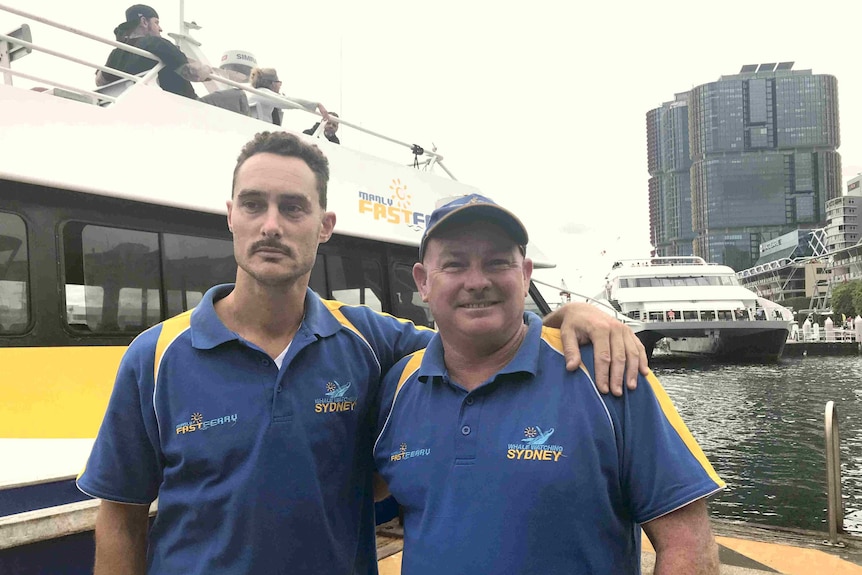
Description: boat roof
0,5,556,266
605,256,735,279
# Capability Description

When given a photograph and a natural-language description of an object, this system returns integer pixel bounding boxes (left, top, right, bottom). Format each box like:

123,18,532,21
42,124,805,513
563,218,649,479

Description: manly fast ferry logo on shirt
506,425,565,462
357,179,431,232
175,411,238,435
314,380,358,413
390,442,431,462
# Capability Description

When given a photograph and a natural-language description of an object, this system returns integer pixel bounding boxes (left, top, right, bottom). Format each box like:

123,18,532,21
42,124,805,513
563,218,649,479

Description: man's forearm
94,501,149,575
653,541,719,575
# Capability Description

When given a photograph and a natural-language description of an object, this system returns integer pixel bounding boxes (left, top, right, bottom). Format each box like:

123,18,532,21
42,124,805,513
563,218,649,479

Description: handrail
0,65,117,102
824,400,844,544
0,2,455,179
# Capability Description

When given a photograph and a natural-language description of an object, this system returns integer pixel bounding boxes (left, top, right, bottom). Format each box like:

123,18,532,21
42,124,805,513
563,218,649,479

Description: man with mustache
77,131,648,574
374,194,724,574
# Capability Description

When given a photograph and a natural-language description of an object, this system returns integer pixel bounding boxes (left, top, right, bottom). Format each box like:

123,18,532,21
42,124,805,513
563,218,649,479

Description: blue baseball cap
419,193,529,261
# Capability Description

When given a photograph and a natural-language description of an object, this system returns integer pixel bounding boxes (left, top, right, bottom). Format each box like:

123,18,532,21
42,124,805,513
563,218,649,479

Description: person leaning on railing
95,4,210,99
246,67,331,126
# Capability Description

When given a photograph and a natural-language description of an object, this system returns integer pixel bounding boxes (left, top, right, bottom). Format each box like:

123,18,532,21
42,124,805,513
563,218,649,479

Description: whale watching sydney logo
390,442,431,462
175,411,238,435
506,425,564,462
314,380,358,413
357,178,431,232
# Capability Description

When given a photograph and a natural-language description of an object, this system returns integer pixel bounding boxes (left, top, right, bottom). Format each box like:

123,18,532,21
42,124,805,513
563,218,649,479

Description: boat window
63,223,161,333
0,212,29,334
636,278,652,287
326,255,383,312
162,233,236,317
683,311,698,320
618,278,630,288
390,263,432,327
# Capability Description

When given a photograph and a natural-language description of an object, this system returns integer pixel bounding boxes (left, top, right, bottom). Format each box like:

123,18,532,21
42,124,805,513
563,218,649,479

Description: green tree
852,282,862,319
830,281,857,319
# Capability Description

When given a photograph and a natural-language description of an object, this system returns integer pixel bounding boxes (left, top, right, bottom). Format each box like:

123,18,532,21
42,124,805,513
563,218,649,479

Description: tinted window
63,223,161,333
327,256,383,311
391,263,431,327
0,212,29,333
163,233,236,316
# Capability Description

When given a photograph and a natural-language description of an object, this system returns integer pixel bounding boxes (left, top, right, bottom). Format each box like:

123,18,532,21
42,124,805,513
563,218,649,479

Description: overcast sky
5,0,861,302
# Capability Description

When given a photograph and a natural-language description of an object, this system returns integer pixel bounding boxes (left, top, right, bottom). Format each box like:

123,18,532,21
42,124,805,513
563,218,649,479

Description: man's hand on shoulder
542,302,648,396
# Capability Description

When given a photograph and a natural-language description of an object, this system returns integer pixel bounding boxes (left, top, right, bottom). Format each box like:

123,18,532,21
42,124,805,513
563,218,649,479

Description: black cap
125,4,159,22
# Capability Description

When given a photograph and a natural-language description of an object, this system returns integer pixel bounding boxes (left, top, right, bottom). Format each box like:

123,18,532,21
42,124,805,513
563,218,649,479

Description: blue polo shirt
374,313,724,575
77,284,433,575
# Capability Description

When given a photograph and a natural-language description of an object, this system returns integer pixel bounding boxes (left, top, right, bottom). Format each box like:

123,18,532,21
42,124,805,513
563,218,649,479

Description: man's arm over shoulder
94,500,149,575
336,302,434,374
643,499,719,575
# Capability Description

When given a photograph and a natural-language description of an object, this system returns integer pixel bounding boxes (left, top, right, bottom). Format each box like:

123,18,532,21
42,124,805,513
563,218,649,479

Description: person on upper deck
246,67,330,126
95,4,209,100
303,112,341,144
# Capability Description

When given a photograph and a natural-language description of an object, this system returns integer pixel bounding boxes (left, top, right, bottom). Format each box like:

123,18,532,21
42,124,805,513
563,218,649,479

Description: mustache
249,239,292,255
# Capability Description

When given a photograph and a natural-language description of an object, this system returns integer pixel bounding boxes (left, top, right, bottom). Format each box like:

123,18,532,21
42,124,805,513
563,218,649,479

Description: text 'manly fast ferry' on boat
595,256,793,360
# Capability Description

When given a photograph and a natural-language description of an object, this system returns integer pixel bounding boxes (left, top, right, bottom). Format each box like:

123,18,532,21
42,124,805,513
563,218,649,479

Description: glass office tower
688,63,841,270
647,93,694,257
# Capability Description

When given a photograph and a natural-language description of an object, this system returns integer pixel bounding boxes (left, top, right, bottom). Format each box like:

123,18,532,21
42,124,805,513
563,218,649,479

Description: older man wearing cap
96,4,210,98
374,193,724,574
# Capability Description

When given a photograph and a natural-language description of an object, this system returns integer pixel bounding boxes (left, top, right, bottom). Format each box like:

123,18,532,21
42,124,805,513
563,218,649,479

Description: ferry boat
0,4,559,572
595,256,793,360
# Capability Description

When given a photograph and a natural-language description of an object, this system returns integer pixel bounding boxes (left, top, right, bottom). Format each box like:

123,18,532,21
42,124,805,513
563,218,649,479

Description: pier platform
375,518,862,574
783,340,861,357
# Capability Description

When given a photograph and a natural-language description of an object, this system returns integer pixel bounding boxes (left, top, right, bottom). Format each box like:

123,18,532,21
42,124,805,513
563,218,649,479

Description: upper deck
0,4,557,263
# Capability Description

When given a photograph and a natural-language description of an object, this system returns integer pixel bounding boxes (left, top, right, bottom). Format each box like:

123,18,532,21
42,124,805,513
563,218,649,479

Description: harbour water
653,353,862,535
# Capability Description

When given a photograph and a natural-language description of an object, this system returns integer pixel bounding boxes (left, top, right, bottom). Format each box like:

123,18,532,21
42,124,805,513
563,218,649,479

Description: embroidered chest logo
389,442,431,462
314,380,358,413
175,411,238,435
506,425,565,462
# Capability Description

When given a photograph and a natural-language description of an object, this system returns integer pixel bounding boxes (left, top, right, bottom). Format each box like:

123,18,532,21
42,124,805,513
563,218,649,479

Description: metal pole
825,401,844,544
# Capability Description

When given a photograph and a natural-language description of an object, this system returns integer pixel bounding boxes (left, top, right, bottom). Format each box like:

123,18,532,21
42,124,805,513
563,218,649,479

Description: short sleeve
77,332,163,504
615,372,724,523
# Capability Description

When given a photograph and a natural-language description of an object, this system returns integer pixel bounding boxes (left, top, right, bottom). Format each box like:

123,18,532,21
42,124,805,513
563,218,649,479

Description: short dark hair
232,131,330,208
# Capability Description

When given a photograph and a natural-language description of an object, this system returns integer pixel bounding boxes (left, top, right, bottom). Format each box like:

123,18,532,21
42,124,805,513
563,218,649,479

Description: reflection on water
653,354,862,535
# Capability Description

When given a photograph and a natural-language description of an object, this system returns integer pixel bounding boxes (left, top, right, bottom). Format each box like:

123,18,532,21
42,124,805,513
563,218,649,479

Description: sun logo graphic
524,426,538,439
191,413,203,424
390,441,431,462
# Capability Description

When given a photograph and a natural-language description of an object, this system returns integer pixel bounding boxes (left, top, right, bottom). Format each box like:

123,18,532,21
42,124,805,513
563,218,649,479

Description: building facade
825,175,862,251
737,228,828,304
648,63,842,271
647,93,694,257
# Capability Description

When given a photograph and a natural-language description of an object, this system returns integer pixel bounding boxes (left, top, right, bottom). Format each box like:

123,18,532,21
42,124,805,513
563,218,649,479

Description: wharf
375,518,862,574
783,340,861,357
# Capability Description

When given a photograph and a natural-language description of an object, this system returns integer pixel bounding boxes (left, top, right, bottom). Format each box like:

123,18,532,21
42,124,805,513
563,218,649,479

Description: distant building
647,93,694,258
737,228,828,303
825,175,862,252
648,63,842,271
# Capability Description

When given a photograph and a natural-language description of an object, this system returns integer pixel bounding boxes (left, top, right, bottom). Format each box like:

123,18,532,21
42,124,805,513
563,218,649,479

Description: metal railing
0,2,455,179
824,400,844,544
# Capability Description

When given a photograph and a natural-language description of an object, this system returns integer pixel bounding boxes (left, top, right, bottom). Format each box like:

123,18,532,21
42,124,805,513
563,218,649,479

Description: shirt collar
416,312,544,384
190,284,341,349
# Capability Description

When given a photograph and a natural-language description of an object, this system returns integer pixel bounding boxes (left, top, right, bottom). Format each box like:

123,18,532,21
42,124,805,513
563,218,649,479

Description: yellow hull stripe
0,346,127,438
645,370,725,488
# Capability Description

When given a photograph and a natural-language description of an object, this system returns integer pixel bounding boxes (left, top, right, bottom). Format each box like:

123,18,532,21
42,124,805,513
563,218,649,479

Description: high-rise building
825,175,862,251
648,63,842,271
647,93,694,257
689,63,841,269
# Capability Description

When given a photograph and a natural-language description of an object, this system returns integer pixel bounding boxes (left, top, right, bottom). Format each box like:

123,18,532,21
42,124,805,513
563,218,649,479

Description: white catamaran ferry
0,4,556,571
595,256,793,360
